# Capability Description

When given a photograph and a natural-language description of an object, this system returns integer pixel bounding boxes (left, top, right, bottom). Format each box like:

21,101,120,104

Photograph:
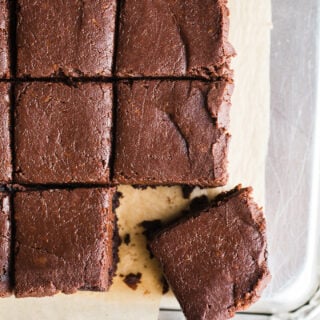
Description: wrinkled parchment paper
0,0,271,318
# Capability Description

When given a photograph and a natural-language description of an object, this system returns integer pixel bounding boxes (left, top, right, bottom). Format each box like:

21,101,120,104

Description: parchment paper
0,0,272,318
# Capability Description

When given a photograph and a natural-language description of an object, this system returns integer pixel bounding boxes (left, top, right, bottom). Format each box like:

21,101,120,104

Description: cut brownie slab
116,0,235,78
0,193,11,296
0,0,9,78
113,80,233,186
0,83,11,183
14,82,113,184
16,0,116,78
14,188,117,297
150,186,270,320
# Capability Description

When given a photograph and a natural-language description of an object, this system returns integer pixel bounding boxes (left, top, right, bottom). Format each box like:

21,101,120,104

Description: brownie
113,80,233,186
0,193,10,296
0,0,9,78
16,0,116,78
116,0,235,78
14,82,113,184
150,186,270,320
14,188,116,297
0,83,11,183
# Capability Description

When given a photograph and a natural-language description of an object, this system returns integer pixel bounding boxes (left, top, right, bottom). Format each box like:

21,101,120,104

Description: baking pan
159,0,320,318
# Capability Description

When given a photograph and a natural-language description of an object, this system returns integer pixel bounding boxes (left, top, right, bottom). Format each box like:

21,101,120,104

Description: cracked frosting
113,80,233,186
14,82,113,184
116,0,235,78
150,186,270,320
16,0,116,77
0,83,11,183
0,193,10,297
14,188,116,297
0,0,10,78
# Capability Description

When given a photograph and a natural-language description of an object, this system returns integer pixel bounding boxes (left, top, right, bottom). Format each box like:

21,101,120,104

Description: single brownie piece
150,186,270,320
14,188,117,297
14,82,113,184
0,193,11,296
113,80,233,186
0,83,11,183
0,0,9,78
17,0,116,78
116,0,235,78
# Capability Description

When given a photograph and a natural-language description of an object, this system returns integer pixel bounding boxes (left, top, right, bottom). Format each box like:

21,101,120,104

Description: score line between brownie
113,80,233,186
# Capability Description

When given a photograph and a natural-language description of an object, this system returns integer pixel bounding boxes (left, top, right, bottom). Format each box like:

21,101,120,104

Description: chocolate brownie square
17,0,116,78
113,80,233,186
14,82,113,184
150,186,270,320
14,188,117,297
0,83,11,183
0,0,9,78
116,0,235,78
0,193,10,296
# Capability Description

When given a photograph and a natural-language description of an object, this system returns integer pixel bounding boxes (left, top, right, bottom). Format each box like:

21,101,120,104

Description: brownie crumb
132,185,148,190
123,233,131,245
181,185,195,199
123,273,142,290
140,220,163,258
161,276,169,294
140,220,163,241
189,195,210,213
112,192,123,211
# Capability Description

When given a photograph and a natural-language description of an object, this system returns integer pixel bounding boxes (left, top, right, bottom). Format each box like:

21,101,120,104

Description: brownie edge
0,0,10,78
150,186,270,320
0,192,11,296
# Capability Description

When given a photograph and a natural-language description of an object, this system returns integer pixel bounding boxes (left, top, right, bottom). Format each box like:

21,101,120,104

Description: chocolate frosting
17,0,116,77
114,80,233,186
150,186,270,320
14,83,113,184
0,193,10,296
0,0,9,78
14,188,116,297
0,83,11,183
116,0,235,78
